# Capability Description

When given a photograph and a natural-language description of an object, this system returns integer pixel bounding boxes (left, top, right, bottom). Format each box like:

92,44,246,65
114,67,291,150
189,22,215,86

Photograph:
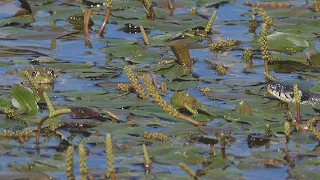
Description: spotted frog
6,66,60,84
170,91,198,115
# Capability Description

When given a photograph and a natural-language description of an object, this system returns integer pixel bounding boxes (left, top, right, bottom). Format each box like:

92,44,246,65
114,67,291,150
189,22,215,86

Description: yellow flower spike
106,0,112,8
0,130,34,138
265,123,271,137
306,117,320,140
260,23,270,74
267,56,281,62
216,64,228,76
284,122,290,142
105,133,116,179
243,48,253,67
143,131,168,142
42,92,55,114
142,74,179,117
220,132,226,159
293,84,301,123
4,107,19,118
293,84,301,103
314,0,320,12
179,162,197,179
50,108,72,118
259,8,273,28
79,144,88,180
142,74,201,126
142,144,151,172
205,10,217,34
264,72,277,82
143,0,152,8
124,65,149,100
66,146,75,180
117,83,131,92
140,25,150,45
209,38,239,51
189,7,197,15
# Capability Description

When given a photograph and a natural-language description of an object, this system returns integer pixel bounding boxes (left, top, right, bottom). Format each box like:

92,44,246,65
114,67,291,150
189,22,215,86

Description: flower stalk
142,144,152,172
106,133,116,179
205,10,217,35
124,65,149,100
79,144,88,180
140,25,150,45
66,146,75,180
142,74,201,126
179,162,197,180
293,84,301,124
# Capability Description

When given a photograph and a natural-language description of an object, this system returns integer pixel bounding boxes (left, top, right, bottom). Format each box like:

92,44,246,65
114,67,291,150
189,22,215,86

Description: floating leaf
197,0,231,7
0,171,51,180
288,166,320,180
309,52,320,68
254,31,309,52
235,101,252,116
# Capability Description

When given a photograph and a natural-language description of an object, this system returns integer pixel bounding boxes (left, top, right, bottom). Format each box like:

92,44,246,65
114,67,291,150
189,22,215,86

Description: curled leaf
235,101,252,116
171,44,192,69
11,84,38,116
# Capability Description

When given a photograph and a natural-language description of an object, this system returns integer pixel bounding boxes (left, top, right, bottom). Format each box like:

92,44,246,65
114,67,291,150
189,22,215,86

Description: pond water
0,0,319,179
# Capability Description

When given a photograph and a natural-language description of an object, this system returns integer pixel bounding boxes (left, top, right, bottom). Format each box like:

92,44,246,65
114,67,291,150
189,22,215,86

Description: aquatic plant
124,65,149,100
79,143,89,180
293,84,301,123
140,25,150,45
179,162,197,180
1,0,320,179
66,146,75,180
142,73,201,126
106,133,116,179
205,10,217,35
242,48,253,67
142,144,151,173
260,23,269,74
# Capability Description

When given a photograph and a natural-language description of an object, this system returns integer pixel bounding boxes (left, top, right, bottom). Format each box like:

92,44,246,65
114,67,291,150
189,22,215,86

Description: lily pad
254,31,309,52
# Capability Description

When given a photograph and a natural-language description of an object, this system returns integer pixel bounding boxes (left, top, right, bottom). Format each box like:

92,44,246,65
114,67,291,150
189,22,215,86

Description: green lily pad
197,0,231,7
288,166,320,180
254,31,309,52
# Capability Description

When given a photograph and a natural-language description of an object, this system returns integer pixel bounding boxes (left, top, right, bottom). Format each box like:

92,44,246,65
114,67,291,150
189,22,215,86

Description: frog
170,91,198,115
6,66,60,90
20,66,59,84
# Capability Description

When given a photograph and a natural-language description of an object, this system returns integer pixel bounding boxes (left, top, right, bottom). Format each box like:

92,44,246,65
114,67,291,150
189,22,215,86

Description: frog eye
50,70,55,76
31,71,38,77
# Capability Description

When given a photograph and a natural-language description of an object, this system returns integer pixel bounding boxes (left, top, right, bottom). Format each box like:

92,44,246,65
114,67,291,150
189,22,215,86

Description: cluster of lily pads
0,0,320,179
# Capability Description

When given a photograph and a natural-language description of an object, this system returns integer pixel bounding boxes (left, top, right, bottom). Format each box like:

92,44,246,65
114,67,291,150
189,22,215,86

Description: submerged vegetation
0,0,319,179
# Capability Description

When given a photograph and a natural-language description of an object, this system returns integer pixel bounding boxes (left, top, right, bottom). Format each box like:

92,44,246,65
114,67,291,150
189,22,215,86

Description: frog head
20,66,60,84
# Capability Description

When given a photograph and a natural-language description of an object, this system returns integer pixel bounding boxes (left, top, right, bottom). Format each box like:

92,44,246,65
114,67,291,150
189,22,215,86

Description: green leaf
197,0,232,7
254,31,309,52
11,84,38,116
